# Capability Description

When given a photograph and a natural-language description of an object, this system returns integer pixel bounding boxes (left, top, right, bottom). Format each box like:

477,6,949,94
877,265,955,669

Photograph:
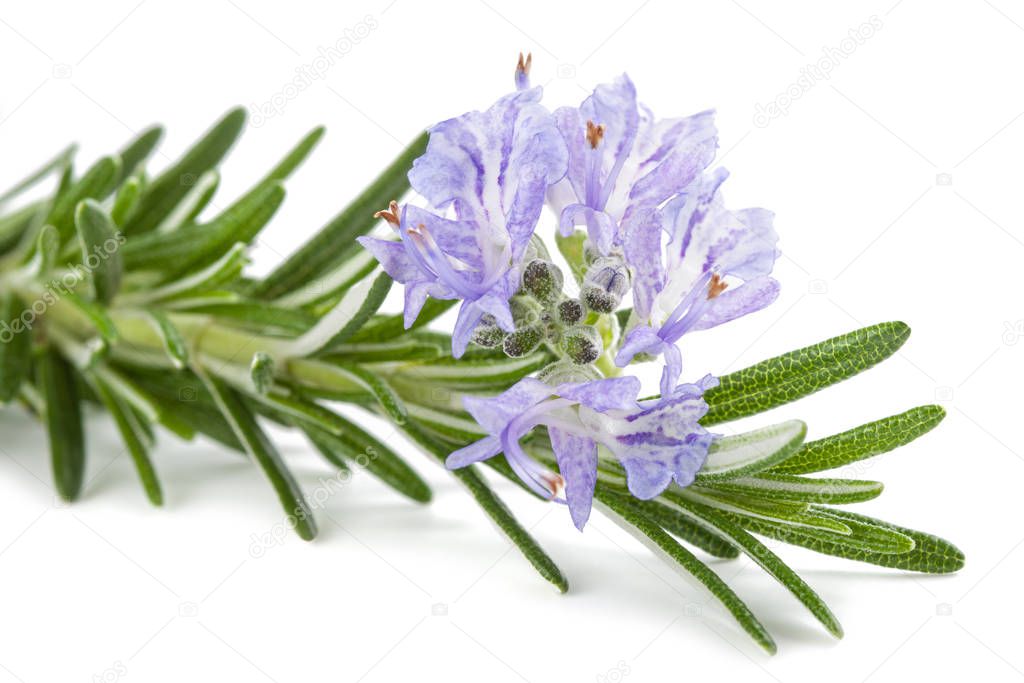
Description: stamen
586,120,605,149
373,200,401,229
542,471,566,499
707,273,729,300
516,51,532,77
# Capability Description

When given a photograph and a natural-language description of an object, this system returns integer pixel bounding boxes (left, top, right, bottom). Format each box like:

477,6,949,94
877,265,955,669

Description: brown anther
542,472,566,499
585,120,605,149
373,200,401,228
516,51,532,76
707,273,729,300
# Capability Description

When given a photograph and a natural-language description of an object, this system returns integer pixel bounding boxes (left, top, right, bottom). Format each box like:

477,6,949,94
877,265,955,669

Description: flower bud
560,324,602,365
582,257,629,314
472,319,507,348
521,259,563,305
537,360,600,385
510,296,543,328
557,298,584,326
503,325,543,357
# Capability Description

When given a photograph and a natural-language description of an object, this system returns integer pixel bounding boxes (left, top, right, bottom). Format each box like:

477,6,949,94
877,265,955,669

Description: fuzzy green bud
537,360,600,385
503,325,543,357
581,257,629,314
556,298,584,326
471,322,507,348
509,296,544,329
521,259,563,305
560,324,602,365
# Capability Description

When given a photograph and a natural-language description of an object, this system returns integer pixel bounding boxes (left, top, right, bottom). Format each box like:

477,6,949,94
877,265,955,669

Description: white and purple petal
550,428,598,530
556,375,641,412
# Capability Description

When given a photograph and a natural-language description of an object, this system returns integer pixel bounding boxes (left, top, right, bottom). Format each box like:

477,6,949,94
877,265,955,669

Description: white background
1,1,1022,681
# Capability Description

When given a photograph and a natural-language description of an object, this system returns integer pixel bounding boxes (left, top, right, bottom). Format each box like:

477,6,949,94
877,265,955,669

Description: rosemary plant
0,97,962,654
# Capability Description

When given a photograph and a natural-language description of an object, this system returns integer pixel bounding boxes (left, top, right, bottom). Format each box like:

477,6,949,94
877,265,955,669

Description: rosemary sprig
0,111,963,653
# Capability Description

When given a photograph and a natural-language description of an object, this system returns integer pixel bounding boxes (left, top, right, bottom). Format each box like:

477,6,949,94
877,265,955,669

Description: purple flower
616,168,781,396
359,86,567,357
547,74,718,255
446,374,717,530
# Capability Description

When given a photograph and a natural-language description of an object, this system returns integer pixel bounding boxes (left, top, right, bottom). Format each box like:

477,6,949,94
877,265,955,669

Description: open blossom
359,86,567,357
546,74,718,255
446,374,717,530
616,168,780,396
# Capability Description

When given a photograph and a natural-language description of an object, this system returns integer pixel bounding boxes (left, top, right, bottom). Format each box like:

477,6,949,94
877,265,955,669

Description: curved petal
451,299,485,358
620,457,675,500
556,376,641,412
558,204,615,255
667,174,779,283
550,428,598,530
446,435,502,469
621,204,665,320
693,276,780,332
462,378,554,433
403,280,450,329
615,325,663,367
402,205,482,270
605,108,718,220
504,169,549,263
409,87,567,231
659,343,682,398
356,236,420,284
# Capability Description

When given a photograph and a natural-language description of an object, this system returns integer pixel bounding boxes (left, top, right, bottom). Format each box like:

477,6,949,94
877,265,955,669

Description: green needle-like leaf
0,143,75,208
48,155,122,243
667,498,843,638
323,339,446,364
63,291,119,346
259,126,325,185
275,271,392,356
110,176,142,227
300,419,431,503
250,132,428,300
727,510,917,556
168,299,316,335
696,420,806,482
122,182,284,273
348,298,456,343
34,224,60,275
596,489,776,654
116,126,163,184
625,499,741,559
198,371,317,540
699,473,884,505
88,373,163,505
329,363,408,425
703,322,911,425
0,292,31,402
75,199,123,304
770,405,945,475
142,310,189,369
395,351,552,391
811,508,964,574
123,108,246,235
38,348,85,501
668,488,853,534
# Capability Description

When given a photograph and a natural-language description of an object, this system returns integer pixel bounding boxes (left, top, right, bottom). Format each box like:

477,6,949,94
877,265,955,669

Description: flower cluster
360,55,780,529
